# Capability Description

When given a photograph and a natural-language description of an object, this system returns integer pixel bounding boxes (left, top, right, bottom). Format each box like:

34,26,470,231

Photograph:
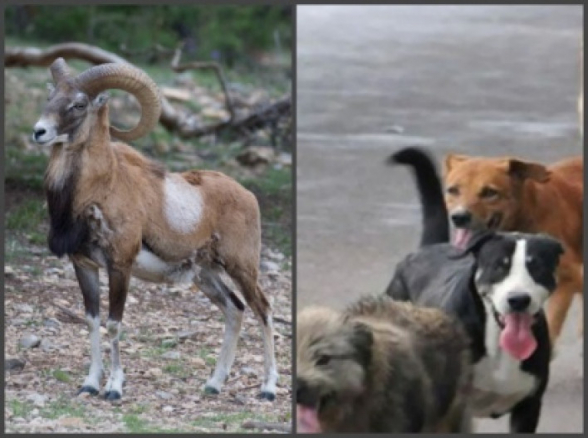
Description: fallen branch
171,43,236,125
5,42,291,141
273,316,291,325
241,420,291,433
50,303,86,325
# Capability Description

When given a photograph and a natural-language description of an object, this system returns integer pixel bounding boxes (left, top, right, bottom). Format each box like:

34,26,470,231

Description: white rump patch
163,175,203,234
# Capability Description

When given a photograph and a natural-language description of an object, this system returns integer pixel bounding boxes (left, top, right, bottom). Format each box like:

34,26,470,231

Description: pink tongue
297,405,322,434
453,228,473,249
499,313,537,360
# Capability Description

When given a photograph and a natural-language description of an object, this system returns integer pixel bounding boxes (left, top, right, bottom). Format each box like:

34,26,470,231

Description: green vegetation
52,369,71,383
9,399,32,418
5,5,291,67
40,397,86,420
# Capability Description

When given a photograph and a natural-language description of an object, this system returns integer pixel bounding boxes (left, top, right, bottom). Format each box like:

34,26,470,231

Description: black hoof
104,390,121,400
78,386,99,396
258,391,276,401
204,386,220,395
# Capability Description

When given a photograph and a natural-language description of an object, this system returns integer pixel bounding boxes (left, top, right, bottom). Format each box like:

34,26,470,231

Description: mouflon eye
316,355,331,366
480,186,499,199
74,103,87,110
446,185,460,196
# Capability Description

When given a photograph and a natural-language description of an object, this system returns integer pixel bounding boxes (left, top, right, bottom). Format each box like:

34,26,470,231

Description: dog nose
451,211,472,228
507,293,531,311
296,379,319,407
33,128,46,141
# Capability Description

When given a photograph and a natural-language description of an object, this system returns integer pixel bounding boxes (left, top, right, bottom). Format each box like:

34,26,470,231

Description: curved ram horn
74,63,162,142
50,57,71,83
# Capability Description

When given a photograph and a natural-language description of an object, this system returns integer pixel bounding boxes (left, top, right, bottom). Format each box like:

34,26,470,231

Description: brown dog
296,296,473,433
443,154,583,346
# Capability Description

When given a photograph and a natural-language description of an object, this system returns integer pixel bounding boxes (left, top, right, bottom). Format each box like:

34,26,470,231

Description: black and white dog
385,147,564,433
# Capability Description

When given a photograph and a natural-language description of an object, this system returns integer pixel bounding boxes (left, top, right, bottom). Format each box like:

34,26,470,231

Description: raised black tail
389,147,449,246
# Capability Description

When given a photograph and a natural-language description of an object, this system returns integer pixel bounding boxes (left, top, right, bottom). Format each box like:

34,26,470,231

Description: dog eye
480,187,499,198
446,186,460,196
316,355,331,366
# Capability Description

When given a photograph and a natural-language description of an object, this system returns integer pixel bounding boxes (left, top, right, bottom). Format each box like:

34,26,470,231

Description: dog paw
104,390,121,400
258,391,276,402
78,385,99,396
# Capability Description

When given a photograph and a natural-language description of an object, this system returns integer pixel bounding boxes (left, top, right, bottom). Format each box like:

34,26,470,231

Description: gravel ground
5,245,292,434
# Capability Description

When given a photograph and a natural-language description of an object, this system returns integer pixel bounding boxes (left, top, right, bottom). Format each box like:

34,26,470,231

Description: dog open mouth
452,213,503,249
495,310,538,361
297,404,322,433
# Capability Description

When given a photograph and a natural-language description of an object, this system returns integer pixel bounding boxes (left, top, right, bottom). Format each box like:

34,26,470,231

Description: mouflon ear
349,321,373,368
449,230,496,259
507,159,550,183
444,153,468,175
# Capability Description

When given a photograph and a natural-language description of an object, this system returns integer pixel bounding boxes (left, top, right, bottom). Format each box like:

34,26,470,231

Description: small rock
232,394,246,405
189,357,206,369
11,318,28,327
162,405,174,413
40,339,55,352
15,303,34,313
146,368,163,378
5,358,26,372
5,266,15,277
260,261,280,273
44,267,64,277
240,366,257,377
43,318,61,329
178,330,199,340
161,351,181,360
236,146,275,167
19,334,41,349
162,338,178,348
58,417,84,427
26,393,47,407
156,390,173,400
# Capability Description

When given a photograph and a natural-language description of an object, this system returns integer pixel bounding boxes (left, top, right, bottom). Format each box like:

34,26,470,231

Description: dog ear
350,322,373,368
536,233,565,261
449,230,496,259
507,159,550,183
444,154,468,174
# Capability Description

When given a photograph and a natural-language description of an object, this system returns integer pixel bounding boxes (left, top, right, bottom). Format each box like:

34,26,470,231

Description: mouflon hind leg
195,269,244,395
229,265,278,401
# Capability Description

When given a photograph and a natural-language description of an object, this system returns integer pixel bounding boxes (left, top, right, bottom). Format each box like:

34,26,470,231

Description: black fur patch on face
350,322,373,368
474,236,516,287
45,158,88,257
50,94,89,141
524,236,563,291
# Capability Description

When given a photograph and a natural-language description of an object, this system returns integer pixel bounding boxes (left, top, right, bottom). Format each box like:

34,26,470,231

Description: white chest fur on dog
163,174,204,234
471,310,537,417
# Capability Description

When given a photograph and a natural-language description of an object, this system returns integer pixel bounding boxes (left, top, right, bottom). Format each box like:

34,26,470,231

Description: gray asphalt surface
296,5,583,433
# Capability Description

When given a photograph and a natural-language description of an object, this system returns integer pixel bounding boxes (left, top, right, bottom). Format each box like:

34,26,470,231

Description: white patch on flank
163,175,203,234
488,239,549,316
472,304,537,417
82,315,103,390
132,249,201,284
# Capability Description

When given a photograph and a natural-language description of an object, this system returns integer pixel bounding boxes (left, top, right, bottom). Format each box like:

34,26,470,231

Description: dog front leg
509,395,542,433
